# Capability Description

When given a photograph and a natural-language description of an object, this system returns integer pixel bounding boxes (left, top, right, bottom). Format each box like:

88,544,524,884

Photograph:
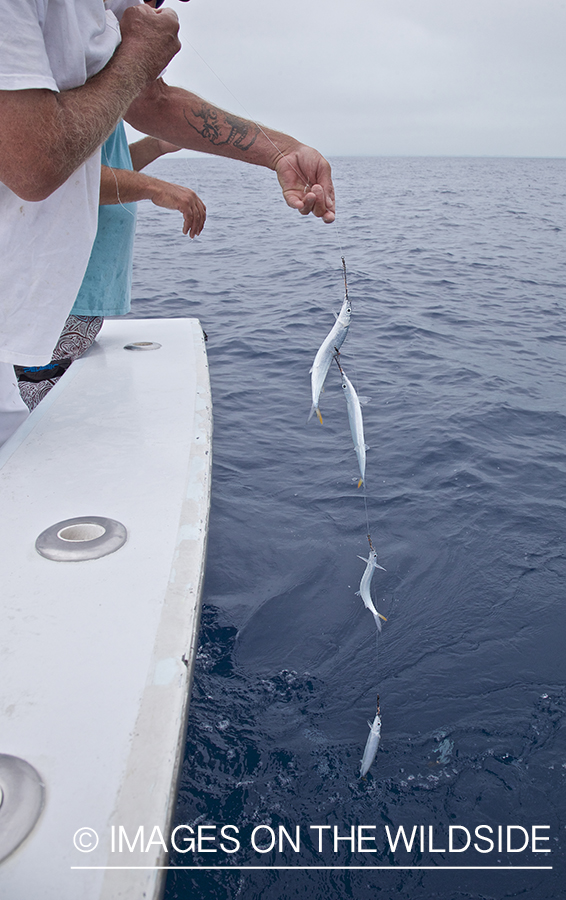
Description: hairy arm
126,81,264,161
125,80,335,222
0,6,180,201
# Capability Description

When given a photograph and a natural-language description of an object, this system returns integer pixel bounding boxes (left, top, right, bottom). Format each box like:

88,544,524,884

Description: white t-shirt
0,0,139,366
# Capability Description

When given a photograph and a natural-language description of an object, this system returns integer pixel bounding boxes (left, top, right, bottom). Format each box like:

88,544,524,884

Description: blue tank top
71,122,137,316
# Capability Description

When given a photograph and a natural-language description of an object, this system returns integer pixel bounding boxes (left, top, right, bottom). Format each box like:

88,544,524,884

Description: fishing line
336,237,385,736
187,37,384,769
101,144,136,219
338,257,372,542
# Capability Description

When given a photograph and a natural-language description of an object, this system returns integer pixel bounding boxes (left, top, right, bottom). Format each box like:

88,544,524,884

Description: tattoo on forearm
183,104,260,151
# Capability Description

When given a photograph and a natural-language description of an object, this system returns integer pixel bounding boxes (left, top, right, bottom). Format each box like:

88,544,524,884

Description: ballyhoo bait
308,292,351,424
360,695,381,776
356,545,386,632
336,359,368,488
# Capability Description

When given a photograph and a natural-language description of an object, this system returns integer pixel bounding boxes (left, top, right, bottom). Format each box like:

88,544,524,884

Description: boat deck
0,318,212,899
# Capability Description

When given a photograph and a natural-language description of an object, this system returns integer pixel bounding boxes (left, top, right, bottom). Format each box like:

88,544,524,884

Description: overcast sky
126,0,566,158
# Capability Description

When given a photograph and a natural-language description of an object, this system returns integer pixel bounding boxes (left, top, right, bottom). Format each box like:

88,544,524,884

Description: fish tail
357,477,363,489
373,613,382,633
316,407,323,425
378,613,387,622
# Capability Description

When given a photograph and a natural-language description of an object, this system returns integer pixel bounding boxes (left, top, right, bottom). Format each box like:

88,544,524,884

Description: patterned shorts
15,315,104,411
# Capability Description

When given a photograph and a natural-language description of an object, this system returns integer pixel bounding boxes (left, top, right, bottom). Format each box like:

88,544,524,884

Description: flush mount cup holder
0,755,45,864
123,342,162,351
35,516,127,562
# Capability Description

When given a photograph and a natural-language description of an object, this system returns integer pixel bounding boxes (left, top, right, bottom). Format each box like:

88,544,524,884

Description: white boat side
0,318,213,900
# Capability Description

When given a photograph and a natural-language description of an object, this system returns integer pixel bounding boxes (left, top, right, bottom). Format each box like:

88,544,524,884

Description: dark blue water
131,157,566,900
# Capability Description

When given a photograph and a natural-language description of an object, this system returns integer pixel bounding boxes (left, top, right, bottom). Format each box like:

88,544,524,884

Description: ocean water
130,156,566,900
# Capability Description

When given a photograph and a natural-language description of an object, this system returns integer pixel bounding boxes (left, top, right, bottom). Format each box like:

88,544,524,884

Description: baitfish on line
356,546,386,632
338,363,369,489
308,292,351,424
360,695,381,777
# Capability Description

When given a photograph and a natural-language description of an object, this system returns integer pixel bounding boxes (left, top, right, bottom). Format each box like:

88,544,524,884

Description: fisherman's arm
125,80,335,222
99,165,206,237
0,5,180,202
128,135,182,171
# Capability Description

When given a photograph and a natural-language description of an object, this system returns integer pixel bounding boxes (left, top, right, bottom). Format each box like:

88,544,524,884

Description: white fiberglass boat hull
0,318,212,900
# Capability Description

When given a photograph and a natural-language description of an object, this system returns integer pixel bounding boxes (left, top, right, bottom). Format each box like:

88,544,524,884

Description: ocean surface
130,156,566,900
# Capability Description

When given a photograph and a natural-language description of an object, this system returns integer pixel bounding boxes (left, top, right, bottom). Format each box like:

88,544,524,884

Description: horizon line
158,150,566,161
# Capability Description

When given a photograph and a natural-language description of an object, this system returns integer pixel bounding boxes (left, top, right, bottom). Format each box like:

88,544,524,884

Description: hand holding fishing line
274,147,335,222
164,27,336,222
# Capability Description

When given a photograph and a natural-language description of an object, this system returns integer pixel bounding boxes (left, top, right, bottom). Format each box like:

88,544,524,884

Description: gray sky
127,0,566,157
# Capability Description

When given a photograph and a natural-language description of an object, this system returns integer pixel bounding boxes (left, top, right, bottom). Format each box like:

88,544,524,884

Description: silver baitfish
360,695,381,777
339,366,368,488
309,292,351,424
356,546,386,632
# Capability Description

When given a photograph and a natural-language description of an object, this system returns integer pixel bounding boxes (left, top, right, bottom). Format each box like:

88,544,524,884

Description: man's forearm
100,165,206,238
0,5,180,201
100,165,165,204
125,77,335,223
0,79,133,201
125,81,298,170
